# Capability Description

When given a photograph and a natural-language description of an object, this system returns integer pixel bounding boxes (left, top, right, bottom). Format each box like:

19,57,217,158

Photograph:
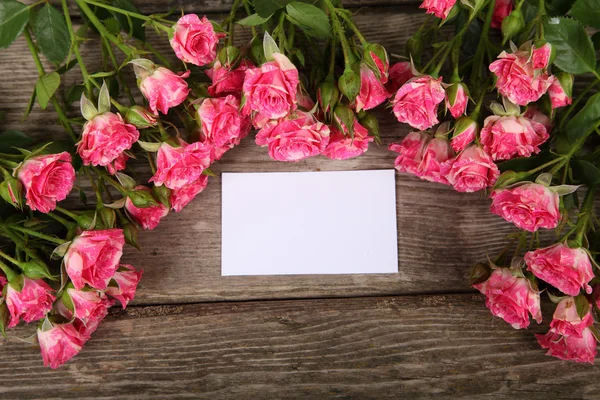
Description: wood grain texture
3,294,598,399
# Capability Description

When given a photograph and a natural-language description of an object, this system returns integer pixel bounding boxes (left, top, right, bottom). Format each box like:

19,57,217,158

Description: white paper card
221,169,398,276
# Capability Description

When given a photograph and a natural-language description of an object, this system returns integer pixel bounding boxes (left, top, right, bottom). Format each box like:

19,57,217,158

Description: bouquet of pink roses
0,0,599,367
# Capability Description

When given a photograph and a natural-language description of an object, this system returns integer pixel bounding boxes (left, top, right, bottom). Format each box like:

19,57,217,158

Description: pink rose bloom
322,122,373,161
78,112,139,167
0,273,6,290
450,118,477,152
532,43,552,70
170,14,223,66
491,0,513,29
170,175,209,212
356,64,389,112
480,115,549,161
392,75,445,131
445,83,468,118
385,62,414,94
473,268,542,329
16,152,75,213
548,77,572,109
440,145,500,192
139,67,190,114
388,131,429,175
419,0,457,19
206,60,252,98
243,53,299,120
149,140,212,190
64,229,124,290
550,297,594,338
523,105,552,137
66,288,113,326
5,277,55,327
198,95,251,160
489,48,553,106
490,183,559,232
106,264,143,309
125,186,168,230
106,153,128,175
255,111,330,162
524,244,594,296
38,323,86,369
536,328,597,364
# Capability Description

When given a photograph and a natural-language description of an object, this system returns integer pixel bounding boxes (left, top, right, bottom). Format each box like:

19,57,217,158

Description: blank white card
221,169,398,276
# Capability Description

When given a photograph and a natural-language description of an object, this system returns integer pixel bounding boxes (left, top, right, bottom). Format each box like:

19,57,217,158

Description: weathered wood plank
2,294,598,399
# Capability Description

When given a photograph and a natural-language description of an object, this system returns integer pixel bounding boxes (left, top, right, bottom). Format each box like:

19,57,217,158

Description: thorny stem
61,0,93,97
7,226,66,245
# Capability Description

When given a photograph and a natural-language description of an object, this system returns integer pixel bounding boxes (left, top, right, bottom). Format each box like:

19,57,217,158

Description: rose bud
473,267,542,329
63,288,113,325
419,0,457,19
78,112,140,167
358,112,381,141
392,75,446,131
385,61,415,94
338,66,361,101
255,111,330,162
149,140,212,190
548,73,573,109
0,176,23,209
152,184,171,209
450,117,477,152
322,122,374,161
125,186,168,230
480,115,549,161
123,221,139,249
333,104,356,136
64,229,125,290
490,183,560,232
20,259,53,280
170,175,209,213
296,90,315,111
243,53,299,120
99,207,116,229
532,42,553,70
132,59,190,115
536,328,597,364
501,8,525,44
5,276,55,327
127,186,159,209
444,82,469,118
16,152,75,214
198,95,251,160
124,106,157,129
206,59,252,98
318,79,340,113
550,297,594,338
524,244,594,296
106,153,129,175
38,322,86,369
440,145,500,192
105,264,143,309
355,63,390,112
363,43,389,82
169,14,224,66
491,0,513,29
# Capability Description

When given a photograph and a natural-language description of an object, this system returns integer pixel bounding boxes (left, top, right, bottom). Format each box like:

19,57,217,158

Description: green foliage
255,0,293,18
566,92,600,143
237,13,272,27
34,4,71,65
0,130,33,153
111,0,145,41
285,2,332,39
571,159,600,185
0,0,29,49
35,72,61,110
569,0,600,29
543,17,596,74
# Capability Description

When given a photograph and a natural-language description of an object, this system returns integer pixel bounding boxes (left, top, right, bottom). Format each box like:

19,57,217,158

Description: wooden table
1,1,599,398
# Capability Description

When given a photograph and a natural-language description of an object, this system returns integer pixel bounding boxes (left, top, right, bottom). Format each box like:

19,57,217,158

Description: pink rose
66,288,113,330
445,83,468,118
385,62,414,94
170,175,209,212
473,268,542,329
419,0,457,19
388,131,429,176
170,14,223,66
523,105,552,137
5,277,55,327
255,111,330,162
489,47,553,106
16,152,75,213
322,122,373,161
206,60,252,98
38,323,86,369
0,273,6,290
64,229,124,290
125,186,168,230
491,0,513,29
532,43,552,70
105,264,143,309
198,95,251,160
550,297,594,338
149,140,212,190
480,115,549,161
392,75,445,131
490,183,560,232
450,117,477,152
536,328,597,364
139,67,190,114
243,53,299,120
78,112,139,167
524,244,594,296
106,153,129,175
440,145,500,192
548,76,573,109
355,64,389,112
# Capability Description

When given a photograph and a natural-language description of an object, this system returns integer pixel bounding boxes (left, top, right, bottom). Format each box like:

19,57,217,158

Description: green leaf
89,70,116,78
34,4,71,64
35,72,61,110
566,92,600,143
570,0,600,29
0,130,33,152
285,2,331,39
237,13,272,27
592,31,600,50
0,0,29,49
103,17,121,35
23,89,36,119
255,0,292,18
112,0,145,41
543,17,596,74
571,159,600,185
574,294,590,319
